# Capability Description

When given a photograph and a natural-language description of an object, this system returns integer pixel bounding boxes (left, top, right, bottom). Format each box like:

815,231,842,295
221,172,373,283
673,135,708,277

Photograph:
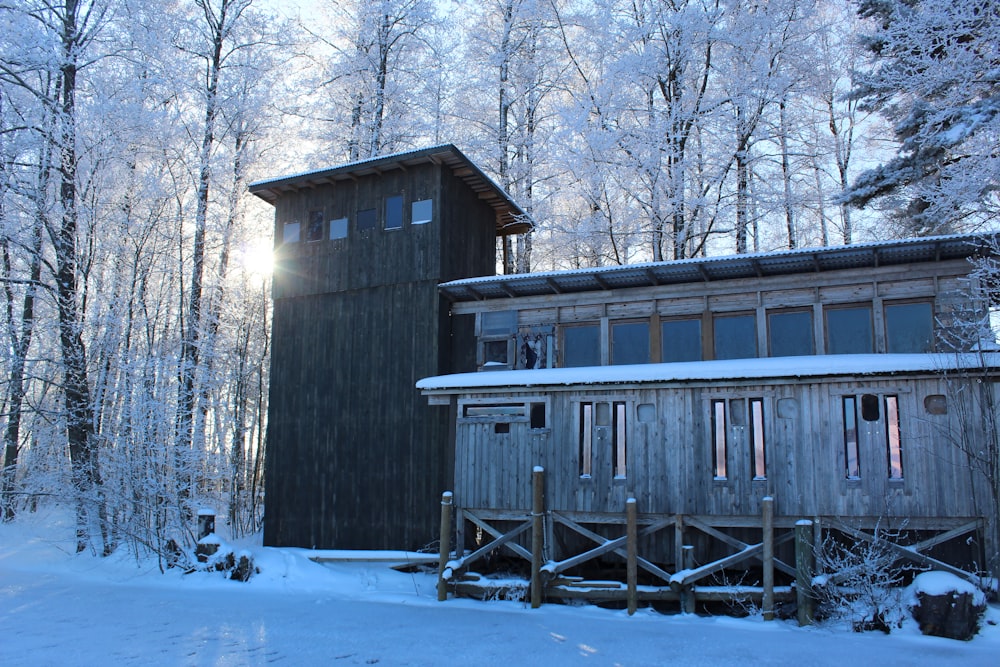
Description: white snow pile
3,510,1000,666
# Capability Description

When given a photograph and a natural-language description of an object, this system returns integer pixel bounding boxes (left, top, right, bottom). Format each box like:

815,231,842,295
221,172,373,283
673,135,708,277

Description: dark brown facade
251,145,525,549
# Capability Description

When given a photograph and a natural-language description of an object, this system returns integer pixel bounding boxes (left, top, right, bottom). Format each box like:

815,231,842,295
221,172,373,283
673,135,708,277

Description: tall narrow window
385,195,403,229
843,396,860,479
750,398,766,480
885,395,903,479
579,403,593,478
614,402,627,478
711,399,727,480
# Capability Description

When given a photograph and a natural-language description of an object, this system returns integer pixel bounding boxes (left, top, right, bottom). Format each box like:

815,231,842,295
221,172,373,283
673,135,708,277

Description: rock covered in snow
907,571,986,641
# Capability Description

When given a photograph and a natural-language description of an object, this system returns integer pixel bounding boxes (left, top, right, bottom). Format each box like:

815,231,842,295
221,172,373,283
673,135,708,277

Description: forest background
0,0,996,558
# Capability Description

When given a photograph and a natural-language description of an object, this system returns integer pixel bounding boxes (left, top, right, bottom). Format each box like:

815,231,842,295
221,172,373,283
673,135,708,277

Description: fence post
626,497,638,616
795,519,815,626
762,497,774,621
531,466,545,609
681,545,696,614
437,492,453,602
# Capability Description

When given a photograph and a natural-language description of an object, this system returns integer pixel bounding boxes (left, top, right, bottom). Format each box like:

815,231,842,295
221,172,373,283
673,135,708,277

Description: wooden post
795,519,815,626
674,513,684,571
531,466,545,609
437,492,453,602
762,497,774,621
626,497,638,616
681,545,696,614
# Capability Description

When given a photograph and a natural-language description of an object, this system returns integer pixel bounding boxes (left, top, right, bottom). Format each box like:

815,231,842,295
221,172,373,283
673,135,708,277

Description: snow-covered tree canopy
843,0,1000,235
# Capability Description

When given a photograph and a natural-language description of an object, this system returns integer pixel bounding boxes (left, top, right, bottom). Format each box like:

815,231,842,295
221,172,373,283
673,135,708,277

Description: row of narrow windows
481,300,935,368
281,196,433,243
463,394,939,483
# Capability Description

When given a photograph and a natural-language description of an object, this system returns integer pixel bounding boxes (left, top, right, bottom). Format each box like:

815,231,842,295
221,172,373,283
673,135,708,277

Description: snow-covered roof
439,232,998,302
416,353,1000,392
248,144,530,234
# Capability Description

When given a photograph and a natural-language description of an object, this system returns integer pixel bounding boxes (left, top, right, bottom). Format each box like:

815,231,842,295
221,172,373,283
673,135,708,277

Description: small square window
412,199,433,224
329,217,348,240
282,221,300,243
385,195,403,230
357,208,376,231
661,318,702,362
885,302,934,353
483,339,509,366
611,321,649,365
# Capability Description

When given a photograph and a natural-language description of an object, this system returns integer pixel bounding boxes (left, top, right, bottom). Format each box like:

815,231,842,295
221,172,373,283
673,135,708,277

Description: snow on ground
2,512,999,666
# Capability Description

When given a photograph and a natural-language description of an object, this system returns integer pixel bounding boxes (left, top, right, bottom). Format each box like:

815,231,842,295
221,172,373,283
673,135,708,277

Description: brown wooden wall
264,160,498,550
450,374,991,525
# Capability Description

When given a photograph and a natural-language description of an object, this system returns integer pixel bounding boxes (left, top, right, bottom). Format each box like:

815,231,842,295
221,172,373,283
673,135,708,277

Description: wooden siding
449,375,990,525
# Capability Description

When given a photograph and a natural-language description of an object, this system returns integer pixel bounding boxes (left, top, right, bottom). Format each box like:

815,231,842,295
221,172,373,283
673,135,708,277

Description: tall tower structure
250,145,527,549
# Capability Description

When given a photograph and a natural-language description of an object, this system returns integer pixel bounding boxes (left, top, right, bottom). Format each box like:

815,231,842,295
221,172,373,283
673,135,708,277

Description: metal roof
248,144,531,235
439,232,999,302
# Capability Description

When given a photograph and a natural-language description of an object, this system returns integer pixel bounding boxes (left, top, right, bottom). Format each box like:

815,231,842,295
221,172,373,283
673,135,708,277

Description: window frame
384,194,404,230
660,316,703,363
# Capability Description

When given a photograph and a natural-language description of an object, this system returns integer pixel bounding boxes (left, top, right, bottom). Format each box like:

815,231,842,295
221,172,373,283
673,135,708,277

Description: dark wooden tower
250,145,527,549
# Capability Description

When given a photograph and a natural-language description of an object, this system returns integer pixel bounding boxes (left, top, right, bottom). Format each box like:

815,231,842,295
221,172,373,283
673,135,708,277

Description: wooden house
418,235,1000,596
250,145,528,550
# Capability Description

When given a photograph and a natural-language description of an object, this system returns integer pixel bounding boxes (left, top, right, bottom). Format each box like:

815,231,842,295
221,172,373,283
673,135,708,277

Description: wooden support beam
461,512,533,564
531,467,545,609
684,514,796,577
549,512,674,582
627,498,637,616
437,492,452,601
825,518,982,585
796,520,815,626
762,497,775,621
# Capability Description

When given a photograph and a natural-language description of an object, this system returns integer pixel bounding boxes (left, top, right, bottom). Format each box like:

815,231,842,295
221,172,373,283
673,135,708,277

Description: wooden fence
436,467,985,621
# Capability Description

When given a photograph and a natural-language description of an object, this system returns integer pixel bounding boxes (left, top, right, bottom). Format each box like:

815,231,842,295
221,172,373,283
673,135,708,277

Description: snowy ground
2,513,999,666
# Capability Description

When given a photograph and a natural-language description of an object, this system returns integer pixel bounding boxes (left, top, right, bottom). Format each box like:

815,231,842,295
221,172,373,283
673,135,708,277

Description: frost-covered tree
843,0,1000,235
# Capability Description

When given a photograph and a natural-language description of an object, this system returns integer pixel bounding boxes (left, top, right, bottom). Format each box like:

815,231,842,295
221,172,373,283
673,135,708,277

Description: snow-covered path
2,519,999,666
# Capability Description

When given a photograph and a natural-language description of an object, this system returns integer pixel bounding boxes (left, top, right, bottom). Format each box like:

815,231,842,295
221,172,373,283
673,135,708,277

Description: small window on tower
385,195,403,230
412,199,433,225
329,217,348,240
306,210,324,242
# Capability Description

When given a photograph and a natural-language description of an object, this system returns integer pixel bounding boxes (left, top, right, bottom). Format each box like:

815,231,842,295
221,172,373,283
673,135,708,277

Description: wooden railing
436,467,985,621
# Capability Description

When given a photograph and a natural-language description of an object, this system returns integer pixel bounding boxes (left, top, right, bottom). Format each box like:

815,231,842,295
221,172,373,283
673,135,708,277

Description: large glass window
563,324,600,367
385,195,403,229
611,321,649,365
826,306,873,354
768,310,813,357
412,199,433,225
885,302,934,353
357,208,376,231
713,313,757,360
661,318,702,362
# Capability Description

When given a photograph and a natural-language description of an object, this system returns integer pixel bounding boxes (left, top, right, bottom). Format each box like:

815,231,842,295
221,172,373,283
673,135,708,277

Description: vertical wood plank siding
451,376,988,524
